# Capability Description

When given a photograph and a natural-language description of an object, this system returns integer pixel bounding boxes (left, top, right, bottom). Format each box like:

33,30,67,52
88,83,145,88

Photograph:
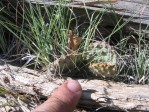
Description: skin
31,80,82,112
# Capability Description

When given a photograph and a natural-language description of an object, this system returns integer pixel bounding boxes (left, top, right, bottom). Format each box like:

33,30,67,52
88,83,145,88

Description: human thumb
31,80,82,112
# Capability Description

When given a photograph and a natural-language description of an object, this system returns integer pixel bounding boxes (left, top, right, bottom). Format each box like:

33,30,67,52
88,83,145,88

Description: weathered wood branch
0,64,149,112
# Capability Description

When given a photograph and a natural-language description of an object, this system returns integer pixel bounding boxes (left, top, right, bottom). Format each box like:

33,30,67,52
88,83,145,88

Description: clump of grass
115,28,149,84
0,1,25,56
23,3,70,64
0,1,72,66
127,35,149,83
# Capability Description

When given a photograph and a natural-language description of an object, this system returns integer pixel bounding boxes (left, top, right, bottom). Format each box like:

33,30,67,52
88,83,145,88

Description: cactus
85,41,117,77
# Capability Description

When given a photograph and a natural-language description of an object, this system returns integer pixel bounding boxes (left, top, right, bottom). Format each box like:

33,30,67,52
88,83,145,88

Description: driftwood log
0,64,149,112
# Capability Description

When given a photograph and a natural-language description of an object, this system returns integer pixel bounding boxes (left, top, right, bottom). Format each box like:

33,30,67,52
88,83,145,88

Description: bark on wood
0,64,149,112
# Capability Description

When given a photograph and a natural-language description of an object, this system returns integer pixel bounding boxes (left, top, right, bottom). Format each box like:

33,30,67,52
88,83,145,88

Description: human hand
31,80,82,112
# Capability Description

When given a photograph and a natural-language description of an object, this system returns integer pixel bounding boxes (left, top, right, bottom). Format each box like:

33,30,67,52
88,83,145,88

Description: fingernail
67,80,81,93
